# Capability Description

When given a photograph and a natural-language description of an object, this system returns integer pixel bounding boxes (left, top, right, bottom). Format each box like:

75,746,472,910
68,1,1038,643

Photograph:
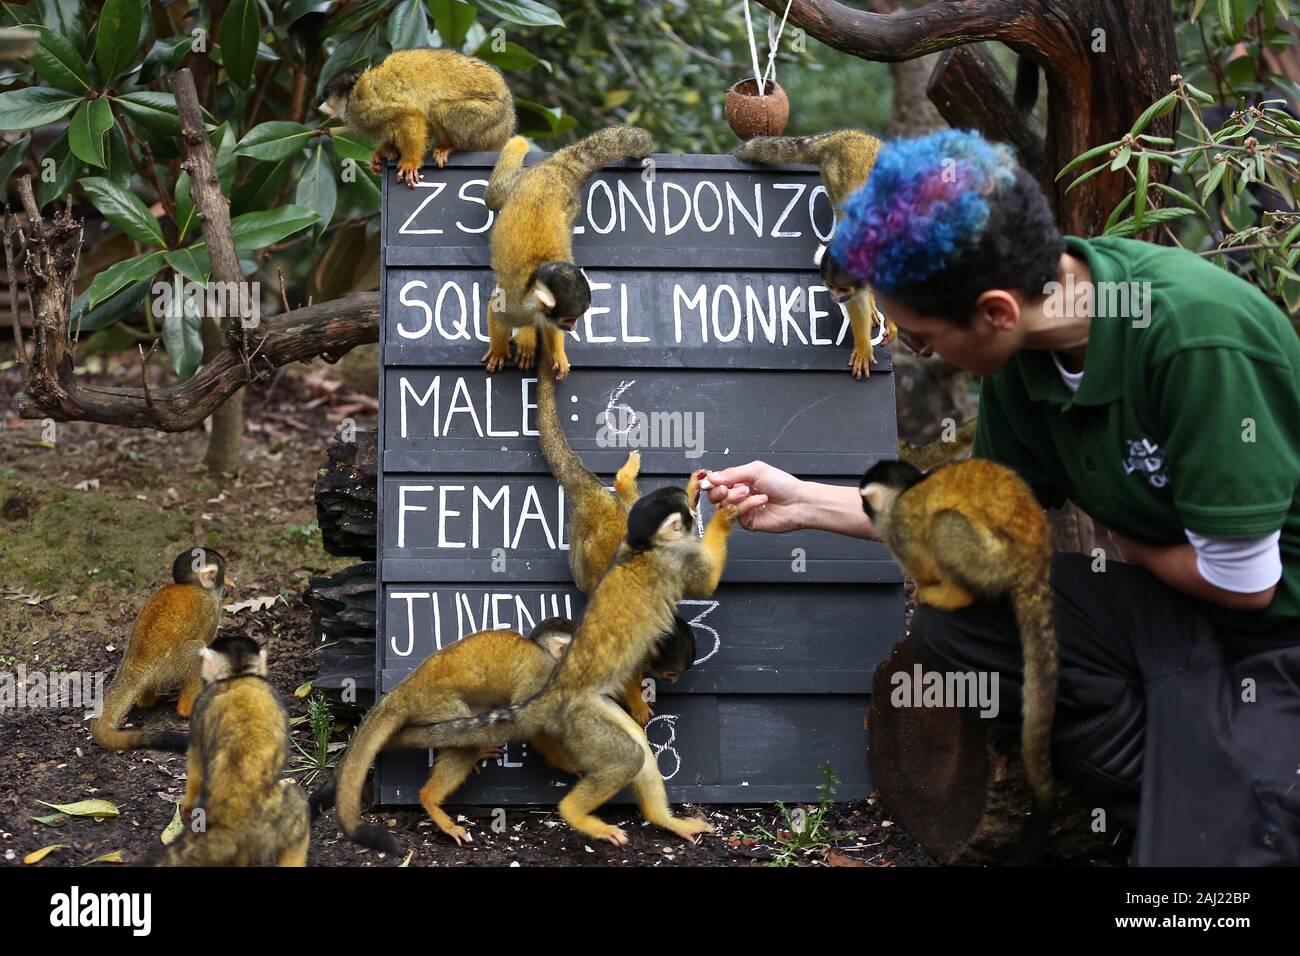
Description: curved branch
17,291,379,430
749,0,1027,62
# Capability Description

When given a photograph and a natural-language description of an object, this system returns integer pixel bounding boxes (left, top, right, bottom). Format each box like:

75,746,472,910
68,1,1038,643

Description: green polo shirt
973,236,1300,631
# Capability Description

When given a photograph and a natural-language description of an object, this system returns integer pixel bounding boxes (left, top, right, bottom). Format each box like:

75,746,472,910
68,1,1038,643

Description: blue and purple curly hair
829,129,1063,322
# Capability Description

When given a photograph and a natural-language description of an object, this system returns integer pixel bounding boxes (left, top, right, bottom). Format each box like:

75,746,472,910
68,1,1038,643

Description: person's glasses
895,323,954,358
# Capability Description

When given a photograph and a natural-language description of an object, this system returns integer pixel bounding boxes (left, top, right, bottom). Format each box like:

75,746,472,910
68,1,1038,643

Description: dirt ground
0,352,933,868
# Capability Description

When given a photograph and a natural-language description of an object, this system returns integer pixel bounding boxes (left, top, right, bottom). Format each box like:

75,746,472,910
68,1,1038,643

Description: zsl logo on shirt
1123,437,1169,488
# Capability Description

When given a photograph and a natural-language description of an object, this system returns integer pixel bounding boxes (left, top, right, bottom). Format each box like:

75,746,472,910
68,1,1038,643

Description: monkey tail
731,133,827,168
1014,56,1040,114
332,695,410,855
308,781,336,819
1010,571,1057,817
146,828,240,867
535,338,603,500
551,125,654,184
90,669,189,753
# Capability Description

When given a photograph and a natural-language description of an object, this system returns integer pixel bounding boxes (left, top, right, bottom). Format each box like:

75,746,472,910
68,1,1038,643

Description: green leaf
174,171,195,243
284,0,336,27
221,0,262,89
213,121,238,195
31,26,91,92
515,99,575,138
161,278,205,380
1191,0,1209,20
95,0,143,84
68,99,113,168
112,91,183,136
317,30,372,97
229,205,319,250
35,130,81,208
1201,160,1229,202
104,123,132,180
80,177,165,247
1184,82,1217,105
1134,153,1150,228
1152,182,1209,220
234,121,314,161
69,278,150,332
1104,193,1135,233
0,87,83,130
86,250,166,306
388,0,429,51
474,0,565,28
1056,139,1122,181
0,136,31,187
296,143,337,242
429,0,477,48
329,130,378,164
165,246,211,284
1109,146,1131,172
1219,0,1238,41
476,39,542,71
231,156,292,217
1129,93,1176,138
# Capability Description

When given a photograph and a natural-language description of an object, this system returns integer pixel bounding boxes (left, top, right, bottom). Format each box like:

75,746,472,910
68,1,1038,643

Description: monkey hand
369,144,398,174
481,344,511,374
849,343,874,380
433,145,453,168
629,698,653,727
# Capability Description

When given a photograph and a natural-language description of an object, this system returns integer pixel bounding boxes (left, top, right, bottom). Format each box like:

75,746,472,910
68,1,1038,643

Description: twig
605,32,654,103
652,17,733,68
138,339,160,412
3,204,27,375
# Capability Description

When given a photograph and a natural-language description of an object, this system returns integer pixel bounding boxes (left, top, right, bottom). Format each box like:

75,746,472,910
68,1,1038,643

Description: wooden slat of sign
378,583,904,694
375,152,904,807
375,694,870,805
383,268,894,372
383,152,836,271
380,367,895,475
378,475,900,583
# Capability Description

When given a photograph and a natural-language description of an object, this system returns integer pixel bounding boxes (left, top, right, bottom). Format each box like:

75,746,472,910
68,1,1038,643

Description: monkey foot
442,824,472,845
481,347,510,374
849,348,873,380
514,341,536,370
629,701,653,727
666,817,715,843
433,146,453,168
397,164,423,188
551,356,570,381
598,825,629,847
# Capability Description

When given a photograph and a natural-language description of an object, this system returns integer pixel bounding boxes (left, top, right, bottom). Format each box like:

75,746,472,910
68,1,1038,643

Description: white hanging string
742,1,764,91
761,0,795,90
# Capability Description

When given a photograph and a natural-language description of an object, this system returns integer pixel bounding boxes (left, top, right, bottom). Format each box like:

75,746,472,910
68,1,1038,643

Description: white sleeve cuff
1185,529,1283,594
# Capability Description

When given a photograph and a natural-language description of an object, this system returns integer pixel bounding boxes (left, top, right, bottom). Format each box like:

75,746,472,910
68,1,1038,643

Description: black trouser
909,552,1300,866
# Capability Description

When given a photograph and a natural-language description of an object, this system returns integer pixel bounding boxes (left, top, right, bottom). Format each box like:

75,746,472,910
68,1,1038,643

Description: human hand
701,460,806,533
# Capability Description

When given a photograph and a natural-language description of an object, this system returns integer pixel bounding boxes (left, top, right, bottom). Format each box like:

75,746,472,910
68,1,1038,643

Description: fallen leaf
83,850,125,865
36,799,120,818
72,479,100,491
161,803,184,845
399,851,413,867
24,844,69,864
223,595,283,614
827,850,869,867
293,682,313,699
29,813,69,826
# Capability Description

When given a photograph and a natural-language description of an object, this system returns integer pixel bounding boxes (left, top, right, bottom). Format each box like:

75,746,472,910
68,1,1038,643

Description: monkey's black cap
323,69,362,99
208,634,261,658
531,261,592,324
858,459,924,519
171,547,227,588
626,486,692,551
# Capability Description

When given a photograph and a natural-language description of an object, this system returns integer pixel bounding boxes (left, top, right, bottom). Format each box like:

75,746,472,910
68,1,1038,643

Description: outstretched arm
683,506,738,598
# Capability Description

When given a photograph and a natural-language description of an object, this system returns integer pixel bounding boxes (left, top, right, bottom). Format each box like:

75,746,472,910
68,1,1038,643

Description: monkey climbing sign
374,150,906,805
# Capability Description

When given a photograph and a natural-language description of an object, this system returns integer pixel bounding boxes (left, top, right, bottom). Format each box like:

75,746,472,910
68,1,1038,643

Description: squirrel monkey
534,342,699,724
859,458,1057,821
91,547,229,752
314,625,580,851
310,616,696,850
389,486,737,847
732,130,893,378
148,636,310,866
319,49,515,187
482,125,654,379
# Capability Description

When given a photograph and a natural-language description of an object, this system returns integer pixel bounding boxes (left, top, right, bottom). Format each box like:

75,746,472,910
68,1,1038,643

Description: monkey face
172,547,228,592
858,459,925,521
529,262,591,330
817,244,865,304
200,635,267,683
626,486,694,551
648,616,697,683
528,617,576,661
319,70,360,121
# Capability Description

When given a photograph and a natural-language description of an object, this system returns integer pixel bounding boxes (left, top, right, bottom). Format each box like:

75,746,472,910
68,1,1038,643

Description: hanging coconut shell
725,78,790,141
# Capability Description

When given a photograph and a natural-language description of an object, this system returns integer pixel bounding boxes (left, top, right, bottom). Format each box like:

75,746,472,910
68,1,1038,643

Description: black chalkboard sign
375,150,905,805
